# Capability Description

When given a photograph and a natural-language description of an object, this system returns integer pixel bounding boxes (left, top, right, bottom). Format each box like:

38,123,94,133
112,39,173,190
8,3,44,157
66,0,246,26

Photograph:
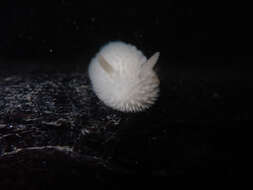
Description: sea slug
88,41,160,112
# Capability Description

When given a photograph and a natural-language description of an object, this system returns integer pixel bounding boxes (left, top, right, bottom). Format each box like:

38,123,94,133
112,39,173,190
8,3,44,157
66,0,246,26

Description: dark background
0,0,252,188
1,1,252,69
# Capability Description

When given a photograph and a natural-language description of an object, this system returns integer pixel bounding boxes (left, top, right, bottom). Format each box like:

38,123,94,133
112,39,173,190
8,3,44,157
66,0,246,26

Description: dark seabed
0,1,252,189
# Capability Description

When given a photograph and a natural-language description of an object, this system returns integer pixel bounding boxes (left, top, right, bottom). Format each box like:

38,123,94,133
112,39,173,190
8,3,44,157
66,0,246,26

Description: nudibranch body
88,41,160,112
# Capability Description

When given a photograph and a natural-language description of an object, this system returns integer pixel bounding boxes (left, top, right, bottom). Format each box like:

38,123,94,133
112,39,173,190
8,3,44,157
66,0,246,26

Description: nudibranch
88,41,160,112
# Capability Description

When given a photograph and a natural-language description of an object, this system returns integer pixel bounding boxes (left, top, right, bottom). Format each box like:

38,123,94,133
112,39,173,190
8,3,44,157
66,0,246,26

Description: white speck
212,92,220,99
27,35,33,40
73,20,77,25
91,17,96,22
17,33,24,39
81,129,90,135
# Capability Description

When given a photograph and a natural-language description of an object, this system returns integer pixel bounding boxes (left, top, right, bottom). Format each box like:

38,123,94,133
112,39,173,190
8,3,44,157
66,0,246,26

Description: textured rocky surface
0,66,251,189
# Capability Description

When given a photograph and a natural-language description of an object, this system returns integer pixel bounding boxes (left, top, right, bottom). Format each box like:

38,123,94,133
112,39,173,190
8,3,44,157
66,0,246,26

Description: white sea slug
88,41,160,112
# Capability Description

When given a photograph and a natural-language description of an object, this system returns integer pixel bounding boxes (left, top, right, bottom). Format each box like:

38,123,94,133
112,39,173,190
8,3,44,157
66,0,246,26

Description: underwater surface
0,63,250,189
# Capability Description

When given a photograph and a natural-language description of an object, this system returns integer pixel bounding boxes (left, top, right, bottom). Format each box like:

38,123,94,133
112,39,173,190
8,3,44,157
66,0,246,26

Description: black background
1,1,252,68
